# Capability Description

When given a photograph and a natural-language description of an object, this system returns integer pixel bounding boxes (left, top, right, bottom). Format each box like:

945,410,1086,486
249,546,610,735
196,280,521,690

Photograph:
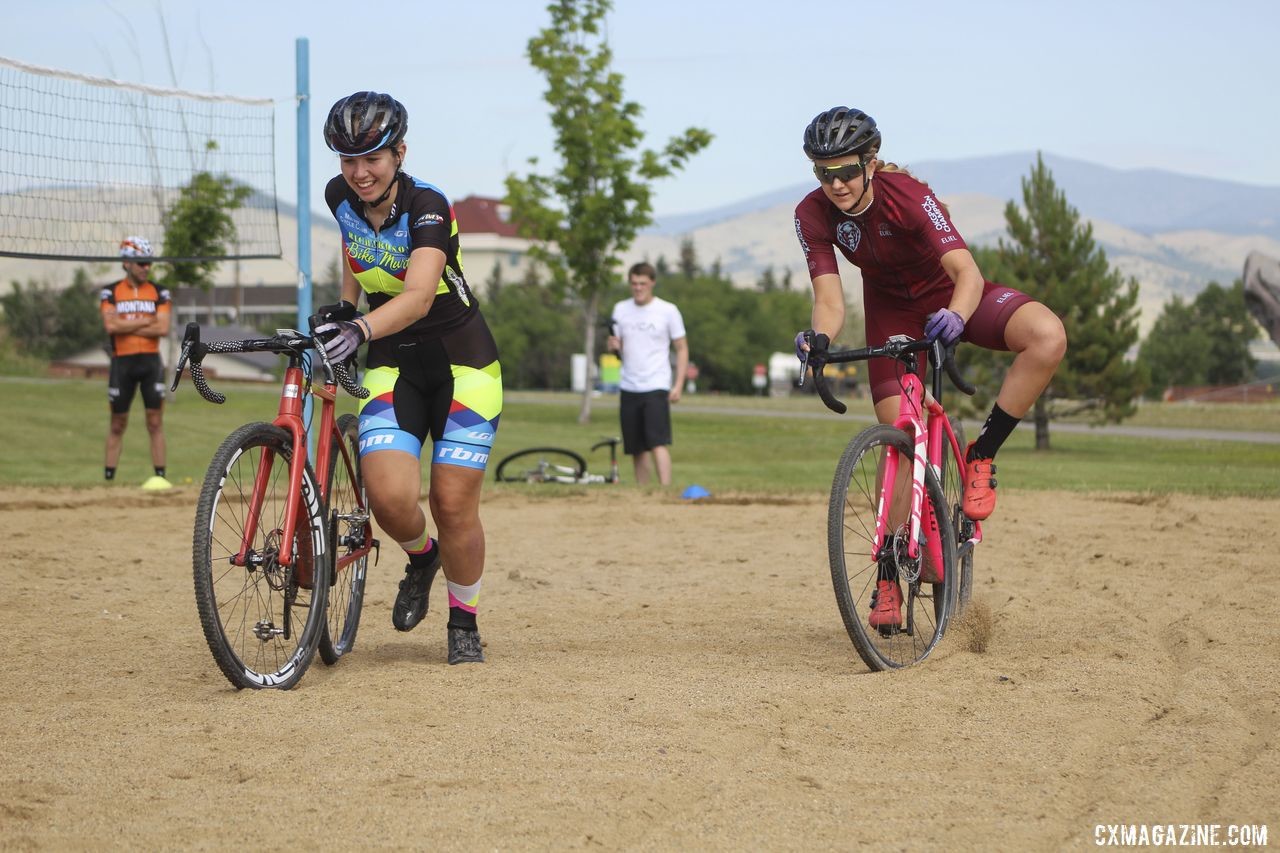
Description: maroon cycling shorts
863,280,1034,404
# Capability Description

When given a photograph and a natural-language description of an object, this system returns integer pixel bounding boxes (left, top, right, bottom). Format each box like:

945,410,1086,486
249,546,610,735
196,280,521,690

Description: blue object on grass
681,484,711,500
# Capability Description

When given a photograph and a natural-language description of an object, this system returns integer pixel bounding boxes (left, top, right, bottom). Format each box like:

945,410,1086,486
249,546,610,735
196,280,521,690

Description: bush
0,268,102,360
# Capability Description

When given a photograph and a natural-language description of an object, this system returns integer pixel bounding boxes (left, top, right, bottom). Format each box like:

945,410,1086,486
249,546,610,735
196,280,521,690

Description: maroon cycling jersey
794,170,967,301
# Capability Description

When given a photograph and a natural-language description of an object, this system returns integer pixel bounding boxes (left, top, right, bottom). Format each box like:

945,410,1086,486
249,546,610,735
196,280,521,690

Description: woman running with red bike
793,106,1066,615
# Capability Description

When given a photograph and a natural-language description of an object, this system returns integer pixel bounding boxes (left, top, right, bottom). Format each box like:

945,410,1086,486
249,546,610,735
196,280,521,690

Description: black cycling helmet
802,106,881,160
324,91,408,156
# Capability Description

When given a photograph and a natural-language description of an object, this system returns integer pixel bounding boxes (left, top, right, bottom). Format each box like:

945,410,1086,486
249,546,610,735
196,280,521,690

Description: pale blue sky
2,0,1276,217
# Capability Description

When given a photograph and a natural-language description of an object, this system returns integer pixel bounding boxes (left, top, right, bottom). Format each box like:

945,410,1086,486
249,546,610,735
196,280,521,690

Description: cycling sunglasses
813,161,865,185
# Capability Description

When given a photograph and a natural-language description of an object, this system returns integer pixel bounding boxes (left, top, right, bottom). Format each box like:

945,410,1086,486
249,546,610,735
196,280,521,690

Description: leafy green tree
0,268,102,359
970,154,1144,449
653,265,819,395
483,270,580,389
157,167,253,296
1138,281,1257,396
505,0,712,422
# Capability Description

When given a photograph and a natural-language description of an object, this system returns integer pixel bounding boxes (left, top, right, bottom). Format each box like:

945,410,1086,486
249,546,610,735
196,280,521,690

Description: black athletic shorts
108,353,165,414
619,389,672,455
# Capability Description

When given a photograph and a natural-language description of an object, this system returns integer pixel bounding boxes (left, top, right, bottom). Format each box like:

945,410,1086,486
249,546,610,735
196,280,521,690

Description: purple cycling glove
316,319,368,362
924,309,965,346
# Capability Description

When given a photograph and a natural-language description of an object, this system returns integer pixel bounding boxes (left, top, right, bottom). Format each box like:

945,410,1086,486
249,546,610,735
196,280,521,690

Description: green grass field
3,377,1278,497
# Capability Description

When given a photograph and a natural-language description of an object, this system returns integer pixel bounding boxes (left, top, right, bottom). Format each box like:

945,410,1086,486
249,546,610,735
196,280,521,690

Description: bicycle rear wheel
493,447,587,483
319,413,371,665
937,417,974,611
828,424,959,671
193,423,329,690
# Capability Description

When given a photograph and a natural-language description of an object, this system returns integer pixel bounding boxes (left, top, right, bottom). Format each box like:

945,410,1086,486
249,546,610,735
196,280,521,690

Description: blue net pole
296,38,316,450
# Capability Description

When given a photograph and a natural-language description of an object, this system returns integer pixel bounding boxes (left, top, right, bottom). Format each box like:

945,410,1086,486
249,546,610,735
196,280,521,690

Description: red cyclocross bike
171,322,378,690
805,333,980,671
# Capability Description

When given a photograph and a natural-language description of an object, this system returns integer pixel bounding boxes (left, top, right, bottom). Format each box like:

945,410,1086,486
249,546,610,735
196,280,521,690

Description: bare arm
810,273,846,341
102,310,152,336
337,254,362,307
939,248,983,321
669,336,689,403
358,246,446,340
135,307,170,338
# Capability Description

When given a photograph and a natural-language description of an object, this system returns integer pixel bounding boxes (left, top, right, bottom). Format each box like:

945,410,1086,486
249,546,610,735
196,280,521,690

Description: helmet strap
840,157,875,218
367,152,403,209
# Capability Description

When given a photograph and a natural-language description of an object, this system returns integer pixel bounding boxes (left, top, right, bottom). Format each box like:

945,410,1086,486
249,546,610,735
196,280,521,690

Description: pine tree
1138,281,1257,395
996,154,1144,449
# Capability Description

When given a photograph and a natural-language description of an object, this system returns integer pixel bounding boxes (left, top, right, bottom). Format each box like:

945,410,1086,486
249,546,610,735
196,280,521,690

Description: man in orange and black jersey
101,236,172,489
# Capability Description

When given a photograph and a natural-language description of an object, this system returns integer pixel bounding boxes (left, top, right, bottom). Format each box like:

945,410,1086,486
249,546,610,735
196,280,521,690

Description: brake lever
170,341,192,393
798,330,813,388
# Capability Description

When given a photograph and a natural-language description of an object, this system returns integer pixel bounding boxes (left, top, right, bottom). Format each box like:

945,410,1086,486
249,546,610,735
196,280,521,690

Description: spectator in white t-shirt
607,262,689,485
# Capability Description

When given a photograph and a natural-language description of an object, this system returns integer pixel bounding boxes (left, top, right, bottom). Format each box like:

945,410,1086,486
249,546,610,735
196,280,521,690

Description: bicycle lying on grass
804,332,979,671
172,322,378,690
493,437,621,484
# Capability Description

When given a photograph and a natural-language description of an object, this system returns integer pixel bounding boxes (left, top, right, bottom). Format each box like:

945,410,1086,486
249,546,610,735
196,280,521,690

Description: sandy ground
1,484,1277,851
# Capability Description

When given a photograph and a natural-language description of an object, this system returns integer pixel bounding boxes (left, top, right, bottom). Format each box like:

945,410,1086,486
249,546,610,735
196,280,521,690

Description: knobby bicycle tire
937,417,973,611
827,424,960,671
493,447,587,483
319,413,370,665
193,422,330,690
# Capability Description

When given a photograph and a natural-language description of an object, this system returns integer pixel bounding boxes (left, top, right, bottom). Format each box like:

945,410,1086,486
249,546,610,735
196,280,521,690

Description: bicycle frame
873,370,982,577
175,324,373,577
232,360,319,576
809,335,983,577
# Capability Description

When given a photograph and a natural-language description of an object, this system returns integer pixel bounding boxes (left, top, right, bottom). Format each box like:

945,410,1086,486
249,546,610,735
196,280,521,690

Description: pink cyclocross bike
804,333,980,671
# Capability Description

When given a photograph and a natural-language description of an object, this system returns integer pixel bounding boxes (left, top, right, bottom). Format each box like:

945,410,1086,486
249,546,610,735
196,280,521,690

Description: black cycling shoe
447,625,485,665
392,543,440,632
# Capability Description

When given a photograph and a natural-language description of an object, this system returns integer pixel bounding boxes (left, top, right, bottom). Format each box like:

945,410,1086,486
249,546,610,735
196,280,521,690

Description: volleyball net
0,55,281,263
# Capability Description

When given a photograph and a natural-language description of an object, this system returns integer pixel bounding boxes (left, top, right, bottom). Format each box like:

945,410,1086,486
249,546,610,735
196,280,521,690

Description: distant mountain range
5,153,1278,340
628,152,1280,334
649,152,1280,239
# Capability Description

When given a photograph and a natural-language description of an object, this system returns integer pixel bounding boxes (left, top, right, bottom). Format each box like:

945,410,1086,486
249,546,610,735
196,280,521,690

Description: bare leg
105,412,128,469
874,396,913,528
144,408,166,470
651,445,673,485
362,449,427,543
993,302,1067,417
632,451,653,485
428,463,486,586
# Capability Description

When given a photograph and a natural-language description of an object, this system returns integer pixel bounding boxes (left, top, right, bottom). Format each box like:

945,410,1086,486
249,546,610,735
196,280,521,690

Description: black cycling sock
408,543,438,572
104,467,116,481
448,607,477,631
969,403,1020,461
154,466,166,478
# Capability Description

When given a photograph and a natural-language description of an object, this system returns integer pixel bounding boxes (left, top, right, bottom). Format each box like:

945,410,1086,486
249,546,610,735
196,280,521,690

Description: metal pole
296,38,314,446
296,37,311,333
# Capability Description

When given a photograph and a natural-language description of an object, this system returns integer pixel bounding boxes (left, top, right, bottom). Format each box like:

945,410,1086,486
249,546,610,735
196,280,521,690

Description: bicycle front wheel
319,413,371,665
937,417,974,612
493,447,587,483
828,424,960,671
193,423,330,690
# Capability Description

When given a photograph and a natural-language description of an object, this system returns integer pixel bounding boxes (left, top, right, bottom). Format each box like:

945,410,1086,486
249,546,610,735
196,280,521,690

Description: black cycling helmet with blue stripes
802,106,881,160
324,91,408,156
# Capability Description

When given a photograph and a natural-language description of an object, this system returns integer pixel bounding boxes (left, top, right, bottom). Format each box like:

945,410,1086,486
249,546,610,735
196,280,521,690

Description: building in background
453,196,540,295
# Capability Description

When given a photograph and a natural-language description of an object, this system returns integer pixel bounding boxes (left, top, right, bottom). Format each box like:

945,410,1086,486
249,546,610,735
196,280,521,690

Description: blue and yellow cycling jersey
324,172,478,341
